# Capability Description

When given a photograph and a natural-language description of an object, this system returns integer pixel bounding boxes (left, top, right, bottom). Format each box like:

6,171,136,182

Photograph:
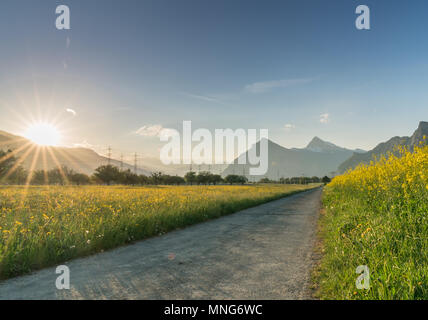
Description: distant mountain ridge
338,121,428,173
222,137,365,180
0,130,152,176
305,136,365,153
7,122,425,180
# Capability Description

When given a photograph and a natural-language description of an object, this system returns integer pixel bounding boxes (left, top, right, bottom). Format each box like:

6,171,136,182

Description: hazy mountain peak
414,121,428,137
417,121,428,131
409,121,428,146
305,136,343,153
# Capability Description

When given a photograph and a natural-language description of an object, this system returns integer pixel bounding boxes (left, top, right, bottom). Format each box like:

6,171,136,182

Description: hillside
338,121,428,173
222,137,364,181
0,130,152,176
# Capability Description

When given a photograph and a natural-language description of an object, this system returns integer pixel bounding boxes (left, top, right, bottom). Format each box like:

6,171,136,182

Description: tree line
0,150,249,185
264,176,331,184
1,149,330,186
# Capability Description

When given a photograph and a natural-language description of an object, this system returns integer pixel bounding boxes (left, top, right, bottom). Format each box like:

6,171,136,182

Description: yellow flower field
318,144,427,299
0,184,316,279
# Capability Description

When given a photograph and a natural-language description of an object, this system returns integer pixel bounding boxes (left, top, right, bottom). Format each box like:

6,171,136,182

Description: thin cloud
66,108,76,116
180,92,226,105
320,113,330,124
135,125,178,139
244,78,314,94
284,123,296,131
136,124,164,137
66,37,71,49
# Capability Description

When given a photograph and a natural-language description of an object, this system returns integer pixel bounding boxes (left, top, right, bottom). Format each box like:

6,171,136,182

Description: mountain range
222,137,365,180
1,121,426,179
338,121,428,173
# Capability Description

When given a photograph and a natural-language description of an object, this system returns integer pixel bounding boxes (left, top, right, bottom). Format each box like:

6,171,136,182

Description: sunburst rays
0,142,89,194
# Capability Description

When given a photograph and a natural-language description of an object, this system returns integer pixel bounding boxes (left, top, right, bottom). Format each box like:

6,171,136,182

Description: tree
7,166,28,185
119,169,139,185
47,168,66,185
93,165,121,185
150,172,163,185
0,149,17,180
225,174,247,185
138,174,149,185
69,173,90,185
196,171,211,185
209,174,223,185
237,175,248,185
31,170,46,185
184,171,197,185
322,176,331,184
172,175,185,185
162,175,184,185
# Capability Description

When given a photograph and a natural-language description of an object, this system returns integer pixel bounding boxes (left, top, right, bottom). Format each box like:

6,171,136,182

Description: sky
1,0,428,161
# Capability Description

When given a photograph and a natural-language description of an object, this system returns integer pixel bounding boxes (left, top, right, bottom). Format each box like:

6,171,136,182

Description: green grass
0,184,318,280
315,189,427,300
315,146,427,300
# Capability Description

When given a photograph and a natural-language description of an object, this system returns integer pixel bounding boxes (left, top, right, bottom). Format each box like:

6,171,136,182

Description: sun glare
24,123,61,146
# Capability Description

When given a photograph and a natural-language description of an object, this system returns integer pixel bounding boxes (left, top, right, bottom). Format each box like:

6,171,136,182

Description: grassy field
316,145,427,299
0,183,316,279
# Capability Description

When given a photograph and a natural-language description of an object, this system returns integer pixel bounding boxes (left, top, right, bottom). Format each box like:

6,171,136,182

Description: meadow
316,144,427,299
0,183,316,279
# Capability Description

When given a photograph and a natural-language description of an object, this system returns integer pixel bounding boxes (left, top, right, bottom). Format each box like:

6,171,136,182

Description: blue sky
1,0,427,159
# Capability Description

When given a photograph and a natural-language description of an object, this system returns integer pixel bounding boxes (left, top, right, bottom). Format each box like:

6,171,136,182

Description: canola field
0,184,315,279
318,145,427,299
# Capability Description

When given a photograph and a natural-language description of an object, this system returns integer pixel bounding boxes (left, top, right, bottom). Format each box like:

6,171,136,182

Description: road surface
0,187,322,300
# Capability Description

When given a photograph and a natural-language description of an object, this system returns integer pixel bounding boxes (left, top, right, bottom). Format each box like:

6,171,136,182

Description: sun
24,123,61,146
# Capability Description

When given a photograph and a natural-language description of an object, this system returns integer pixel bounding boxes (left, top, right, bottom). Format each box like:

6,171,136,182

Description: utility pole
107,146,112,165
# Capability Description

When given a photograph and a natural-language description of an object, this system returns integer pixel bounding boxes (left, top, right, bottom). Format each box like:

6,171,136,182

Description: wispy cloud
135,125,178,139
284,123,296,131
244,78,314,94
66,108,76,116
180,92,227,105
136,124,164,137
319,113,330,124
